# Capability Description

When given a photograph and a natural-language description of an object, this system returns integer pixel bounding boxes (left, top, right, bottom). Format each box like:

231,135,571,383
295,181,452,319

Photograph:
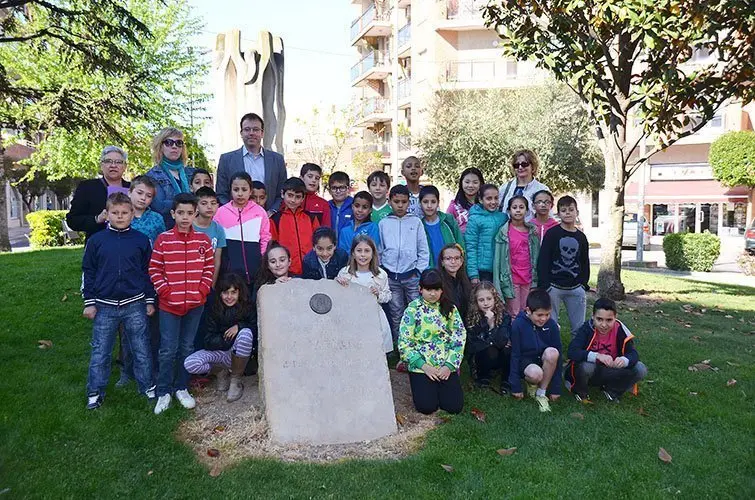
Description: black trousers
573,361,637,396
409,372,464,415
474,345,511,383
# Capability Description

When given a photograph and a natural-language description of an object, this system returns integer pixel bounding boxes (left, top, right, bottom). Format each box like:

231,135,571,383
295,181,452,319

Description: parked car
746,218,755,254
623,213,650,250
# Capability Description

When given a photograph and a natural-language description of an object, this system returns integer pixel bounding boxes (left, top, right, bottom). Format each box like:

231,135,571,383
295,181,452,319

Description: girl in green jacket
398,269,466,415
494,195,540,316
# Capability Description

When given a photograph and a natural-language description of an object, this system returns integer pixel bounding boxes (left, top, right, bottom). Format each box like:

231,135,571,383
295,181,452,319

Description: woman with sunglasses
498,149,550,221
146,128,196,228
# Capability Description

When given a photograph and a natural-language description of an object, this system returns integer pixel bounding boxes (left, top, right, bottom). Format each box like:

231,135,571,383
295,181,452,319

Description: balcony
441,59,541,89
397,23,411,57
437,0,488,31
398,134,412,153
397,78,412,108
351,49,391,86
353,97,391,126
397,0,411,8
350,4,392,45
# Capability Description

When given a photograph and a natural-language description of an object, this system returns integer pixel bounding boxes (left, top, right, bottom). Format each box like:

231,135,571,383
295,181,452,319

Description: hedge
25,210,69,248
662,231,721,272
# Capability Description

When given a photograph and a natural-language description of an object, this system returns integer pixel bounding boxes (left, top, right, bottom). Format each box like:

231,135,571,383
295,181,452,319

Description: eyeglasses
163,139,184,148
534,199,552,205
443,256,462,262
102,159,126,166
330,186,349,192
513,161,531,169
242,127,263,134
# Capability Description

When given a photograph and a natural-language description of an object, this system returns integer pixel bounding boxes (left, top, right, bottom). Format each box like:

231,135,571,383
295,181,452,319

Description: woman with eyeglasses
146,128,196,228
497,149,550,221
66,145,131,240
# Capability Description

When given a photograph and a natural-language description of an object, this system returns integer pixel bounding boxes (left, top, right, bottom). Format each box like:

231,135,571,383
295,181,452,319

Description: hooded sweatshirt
378,213,430,275
464,204,508,279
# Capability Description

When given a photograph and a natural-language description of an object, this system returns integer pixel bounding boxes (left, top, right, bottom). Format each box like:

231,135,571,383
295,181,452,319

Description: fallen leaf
395,414,406,426
37,340,52,349
496,447,518,456
207,448,220,458
689,391,698,396
700,308,707,313
654,310,664,314
638,407,649,417
471,407,486,422
441,464,454,473
658,447,672,464
147,470,153,476
209,464,221,477
579,398,595,405
212,425,226,434
570,412,585,420
684,323,692,328
701,359,711,364
726,379,737,387
725,315,734,319
60,293,68,302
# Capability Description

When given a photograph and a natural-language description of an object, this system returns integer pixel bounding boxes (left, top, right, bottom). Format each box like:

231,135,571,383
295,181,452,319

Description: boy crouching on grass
566,298,648,403
83,193,155,410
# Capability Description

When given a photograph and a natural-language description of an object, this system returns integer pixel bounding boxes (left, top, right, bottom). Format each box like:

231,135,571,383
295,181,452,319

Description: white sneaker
154,394,171,414
175,389,196,409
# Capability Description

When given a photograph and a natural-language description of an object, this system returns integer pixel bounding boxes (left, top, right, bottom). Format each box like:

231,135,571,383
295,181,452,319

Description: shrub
738,252,755,276
26,210,69,248
662,231,721,272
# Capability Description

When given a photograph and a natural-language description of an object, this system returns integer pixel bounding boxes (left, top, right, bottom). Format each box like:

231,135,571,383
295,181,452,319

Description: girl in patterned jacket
398,269,466,415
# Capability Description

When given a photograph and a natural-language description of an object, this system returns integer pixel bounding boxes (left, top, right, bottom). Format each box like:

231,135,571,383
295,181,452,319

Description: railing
398,134,412,152
398,23,411,48
397,78,411,100
446,0,487,20
354,97,389,120
444,59,496,82
363,141,390,154
350,3,391,40
350,49,389,82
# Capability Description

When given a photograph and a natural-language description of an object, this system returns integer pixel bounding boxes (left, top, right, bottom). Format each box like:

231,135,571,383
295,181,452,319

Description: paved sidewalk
9,225,30,251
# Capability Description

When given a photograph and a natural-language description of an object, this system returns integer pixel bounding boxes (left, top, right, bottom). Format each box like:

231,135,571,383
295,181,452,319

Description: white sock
536,388,546,397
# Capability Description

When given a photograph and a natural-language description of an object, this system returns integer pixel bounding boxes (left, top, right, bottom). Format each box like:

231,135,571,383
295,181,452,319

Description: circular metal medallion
309,293,332,314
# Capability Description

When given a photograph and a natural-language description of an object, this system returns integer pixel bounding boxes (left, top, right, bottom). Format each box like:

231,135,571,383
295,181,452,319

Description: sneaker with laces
535,395,551,412
86,393,103,410
175,389,196,409
154,394,171,414
145,386,156,400
526,382,537,399
574,392,591,403
602,389,620,403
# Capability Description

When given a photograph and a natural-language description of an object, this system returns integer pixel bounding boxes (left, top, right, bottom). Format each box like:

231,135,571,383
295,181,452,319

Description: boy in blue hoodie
379,185,430,344
82,193,155,410
509,289,562,412
566,298,648,403
328,171,354,234
338,191,380,252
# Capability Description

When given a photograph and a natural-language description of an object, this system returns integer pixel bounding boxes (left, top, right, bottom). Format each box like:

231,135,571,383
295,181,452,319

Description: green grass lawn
1,248,753,498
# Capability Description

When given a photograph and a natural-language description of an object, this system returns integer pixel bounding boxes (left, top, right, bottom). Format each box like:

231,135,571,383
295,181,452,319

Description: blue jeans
387,274,420,342
87,301,153,396
120,308,160,383
548,285,587,337
157,306,204,396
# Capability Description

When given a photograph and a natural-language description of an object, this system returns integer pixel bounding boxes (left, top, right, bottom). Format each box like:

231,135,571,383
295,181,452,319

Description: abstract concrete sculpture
213,29,286,153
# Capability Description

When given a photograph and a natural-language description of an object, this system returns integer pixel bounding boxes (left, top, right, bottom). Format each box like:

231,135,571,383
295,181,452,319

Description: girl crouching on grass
336,234,393,353
183,273,255,402
398,269,466,415
466,282,512,393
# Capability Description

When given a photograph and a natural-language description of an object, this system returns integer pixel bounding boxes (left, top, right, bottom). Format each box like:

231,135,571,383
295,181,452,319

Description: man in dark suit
215,112,287,212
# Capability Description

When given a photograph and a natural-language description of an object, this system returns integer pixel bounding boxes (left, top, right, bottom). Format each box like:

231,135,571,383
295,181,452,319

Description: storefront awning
626,180,750,204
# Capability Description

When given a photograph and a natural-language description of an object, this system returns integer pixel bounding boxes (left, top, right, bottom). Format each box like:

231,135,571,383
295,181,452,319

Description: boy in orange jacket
270,177,322,275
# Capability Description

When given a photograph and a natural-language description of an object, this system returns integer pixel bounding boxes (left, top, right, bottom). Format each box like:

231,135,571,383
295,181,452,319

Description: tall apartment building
349,0,754,246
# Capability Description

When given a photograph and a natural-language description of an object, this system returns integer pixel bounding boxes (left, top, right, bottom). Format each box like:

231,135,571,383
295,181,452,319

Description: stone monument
213,29,286,154
257,279,397,445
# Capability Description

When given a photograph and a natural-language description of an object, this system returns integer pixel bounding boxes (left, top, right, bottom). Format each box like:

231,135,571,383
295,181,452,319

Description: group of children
83,155,646,417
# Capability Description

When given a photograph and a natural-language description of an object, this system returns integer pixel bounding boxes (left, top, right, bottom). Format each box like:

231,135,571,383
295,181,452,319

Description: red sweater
270,206,321,275
304,192,331,228
149,227,214,316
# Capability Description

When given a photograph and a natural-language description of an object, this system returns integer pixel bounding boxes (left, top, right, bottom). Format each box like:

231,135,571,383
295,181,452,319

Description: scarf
160,158,190,195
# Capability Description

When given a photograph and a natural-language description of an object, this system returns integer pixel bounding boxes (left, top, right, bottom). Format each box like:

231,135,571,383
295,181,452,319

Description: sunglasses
513,161,531,169
163,139,184,148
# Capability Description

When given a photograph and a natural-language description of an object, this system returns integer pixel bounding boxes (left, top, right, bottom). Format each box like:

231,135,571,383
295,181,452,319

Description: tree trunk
0,138,12,252
597,139,627,300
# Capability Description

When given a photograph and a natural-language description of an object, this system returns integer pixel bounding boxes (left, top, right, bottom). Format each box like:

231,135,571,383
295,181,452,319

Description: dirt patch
178,370,440,470
620,289,666,307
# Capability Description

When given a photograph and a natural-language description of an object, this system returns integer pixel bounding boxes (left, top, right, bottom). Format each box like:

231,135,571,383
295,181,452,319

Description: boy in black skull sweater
536,195,589,338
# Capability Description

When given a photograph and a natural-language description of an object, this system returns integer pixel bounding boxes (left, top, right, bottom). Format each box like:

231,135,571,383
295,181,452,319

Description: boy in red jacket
300,163,331,227
270,177,321,275
150,193,215,414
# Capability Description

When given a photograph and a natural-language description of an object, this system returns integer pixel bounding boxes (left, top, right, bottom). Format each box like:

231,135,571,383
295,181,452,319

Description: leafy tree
484,0,755,299
418,83,604,193
709,131,755,188
0,0,153,251
351,151,384,183
294,105,356,175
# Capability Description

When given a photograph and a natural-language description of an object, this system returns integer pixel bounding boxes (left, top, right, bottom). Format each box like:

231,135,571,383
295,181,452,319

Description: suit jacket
215,147,286,211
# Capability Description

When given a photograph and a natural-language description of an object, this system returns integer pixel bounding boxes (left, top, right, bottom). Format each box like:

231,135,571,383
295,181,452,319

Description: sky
187,0,356,157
